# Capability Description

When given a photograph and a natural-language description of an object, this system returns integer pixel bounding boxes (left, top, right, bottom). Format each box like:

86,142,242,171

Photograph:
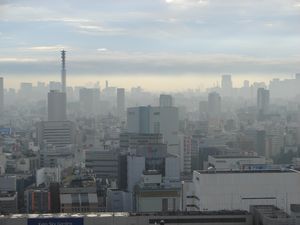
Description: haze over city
1,1,300,225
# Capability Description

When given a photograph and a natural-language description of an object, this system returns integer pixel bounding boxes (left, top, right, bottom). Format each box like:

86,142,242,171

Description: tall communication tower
61,50,66,93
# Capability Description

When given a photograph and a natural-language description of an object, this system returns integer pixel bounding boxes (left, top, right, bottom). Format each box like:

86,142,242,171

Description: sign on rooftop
0,128,12,135
28,218,84,225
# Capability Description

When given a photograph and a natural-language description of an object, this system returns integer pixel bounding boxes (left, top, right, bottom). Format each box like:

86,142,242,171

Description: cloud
1,52,299,76
21,45,69,52
97,48,108,52
0,57,39,63
165,0,209,5
0,0,299,80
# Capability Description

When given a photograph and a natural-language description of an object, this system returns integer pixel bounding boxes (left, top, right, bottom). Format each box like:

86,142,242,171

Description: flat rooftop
252,205,291,219
211,155,262,159
196,169,298,174
0,210,250,219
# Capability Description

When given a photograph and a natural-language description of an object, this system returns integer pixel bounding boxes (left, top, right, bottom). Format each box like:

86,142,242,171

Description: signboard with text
0,128,11,135
28,217,84,225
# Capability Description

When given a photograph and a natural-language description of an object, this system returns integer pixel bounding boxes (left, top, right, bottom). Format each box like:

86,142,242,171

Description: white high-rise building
127,106,179,155
117,88,125,120
48,90,67,121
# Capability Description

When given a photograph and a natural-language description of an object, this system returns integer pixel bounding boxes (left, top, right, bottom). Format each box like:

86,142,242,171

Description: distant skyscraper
159,94,173,107
208,92,221,129
257,88,270,115
79,88,100,116
48,90,67,121
117,88,125,120
243,80,250,88
19,82,33,98
199,100,208,120
208,92,221,118
221,74,232,95
61,50,66,93
0,77,3,112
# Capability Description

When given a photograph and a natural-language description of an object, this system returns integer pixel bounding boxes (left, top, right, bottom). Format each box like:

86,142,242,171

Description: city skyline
1,1,300,222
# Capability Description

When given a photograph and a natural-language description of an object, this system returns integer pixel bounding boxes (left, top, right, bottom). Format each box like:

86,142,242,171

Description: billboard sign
0,128,11,135
28,217,84,225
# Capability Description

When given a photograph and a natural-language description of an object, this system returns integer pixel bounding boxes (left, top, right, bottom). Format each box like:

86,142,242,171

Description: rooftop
211,155,262,159
0,210,250,219
251,205,291,219
196,168,299,174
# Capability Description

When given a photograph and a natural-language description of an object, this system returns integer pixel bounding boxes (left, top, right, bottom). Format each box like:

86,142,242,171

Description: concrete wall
192,171,300,213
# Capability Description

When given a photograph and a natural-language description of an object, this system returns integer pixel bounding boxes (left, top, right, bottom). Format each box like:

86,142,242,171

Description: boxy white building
187,169,300,213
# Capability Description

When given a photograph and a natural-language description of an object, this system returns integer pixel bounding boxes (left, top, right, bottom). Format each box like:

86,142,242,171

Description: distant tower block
117,88,125,119
0,77,3,112
61,50,66,93
48,90,67,121
159,94,173,107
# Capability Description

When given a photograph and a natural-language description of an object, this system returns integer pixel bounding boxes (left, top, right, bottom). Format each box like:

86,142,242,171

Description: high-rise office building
0,77,3,112
48,90,67,121
79,88,100,116
221,74,232,96
208,92,221,129
127,106,179,155
208,92,221,117
117,88,125,120
159,94,173,107
221,74,232,89
257,88,270,115
19,82,33,99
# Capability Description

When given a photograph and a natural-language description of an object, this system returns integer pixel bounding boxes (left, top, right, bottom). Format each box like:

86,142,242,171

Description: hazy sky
0,0,300,90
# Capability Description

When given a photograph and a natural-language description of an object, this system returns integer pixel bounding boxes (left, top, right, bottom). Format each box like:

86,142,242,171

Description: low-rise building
250,205,294,225
135,171,181,212
106,189,132,212
24,189,51,213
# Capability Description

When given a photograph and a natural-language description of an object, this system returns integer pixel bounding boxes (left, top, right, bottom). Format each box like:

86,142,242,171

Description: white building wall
165,156,180,179
192,171,300,213
36,167,61,187
127,155,145,192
